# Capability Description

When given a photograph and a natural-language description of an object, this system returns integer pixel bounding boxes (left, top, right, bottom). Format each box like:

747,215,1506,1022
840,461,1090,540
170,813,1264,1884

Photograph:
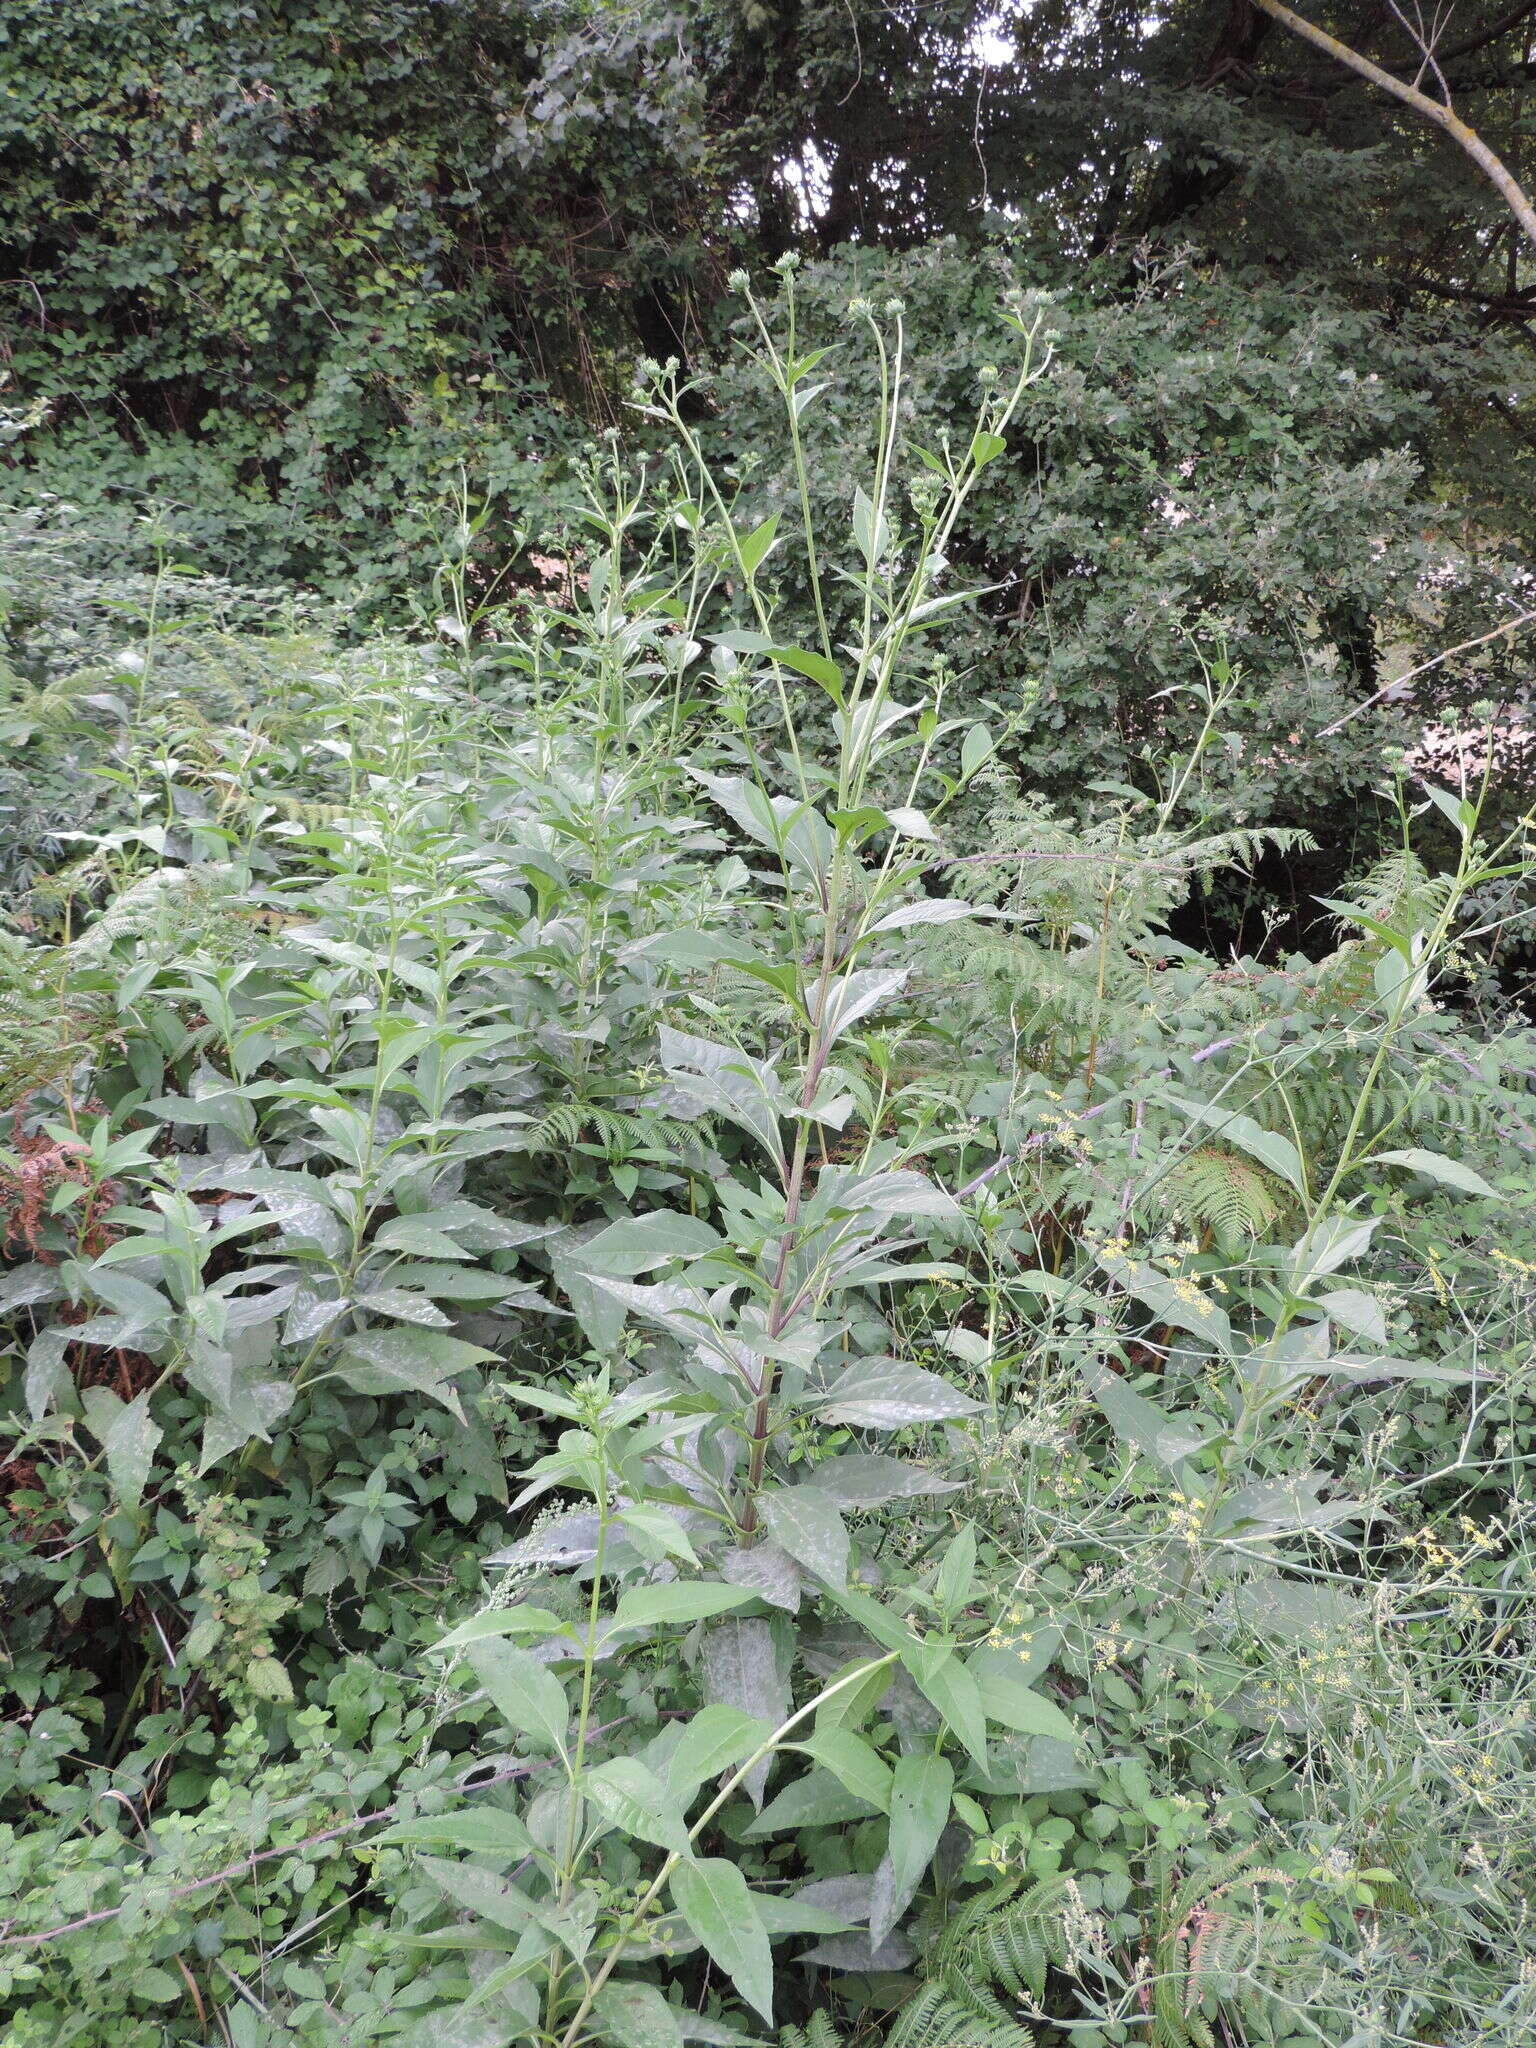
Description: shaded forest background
3,0,1534,909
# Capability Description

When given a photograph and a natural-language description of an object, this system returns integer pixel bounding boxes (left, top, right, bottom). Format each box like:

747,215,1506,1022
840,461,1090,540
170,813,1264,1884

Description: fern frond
779,2015,844,2048
885,1985,1035,2048
1161,1146,1286,1253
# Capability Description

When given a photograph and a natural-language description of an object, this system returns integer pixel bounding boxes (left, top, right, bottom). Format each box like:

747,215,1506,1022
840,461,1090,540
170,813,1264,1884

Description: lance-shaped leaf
1162,1091,1306,1195
761,1484,850,1587
583,1756,693,1859
670,1859,774,2024
811,966,908,1048
1094,1245,1233,1351
466,1639,570,1754
700,1619,788,1806
593,1983,685,2048
668,1705,774,1802
659,1026,790,1172
582,1211,725,1277
1371,1148,1501,1199
815,1360,982,1429
870,1754,953,1947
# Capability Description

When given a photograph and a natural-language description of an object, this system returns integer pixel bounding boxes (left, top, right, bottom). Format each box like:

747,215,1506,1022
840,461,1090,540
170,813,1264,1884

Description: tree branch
1248,0,1536,253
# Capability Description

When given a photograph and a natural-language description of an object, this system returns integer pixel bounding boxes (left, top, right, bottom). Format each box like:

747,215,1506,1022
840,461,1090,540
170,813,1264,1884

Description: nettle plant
391,281,1088,2041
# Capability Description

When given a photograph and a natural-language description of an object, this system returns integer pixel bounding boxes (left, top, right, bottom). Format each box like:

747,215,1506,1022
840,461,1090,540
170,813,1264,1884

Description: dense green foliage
3,0,1532,852
2,292,1534,2047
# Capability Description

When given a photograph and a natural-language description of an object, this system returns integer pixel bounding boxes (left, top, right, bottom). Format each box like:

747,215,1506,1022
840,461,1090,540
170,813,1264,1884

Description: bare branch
1249,0,1536,254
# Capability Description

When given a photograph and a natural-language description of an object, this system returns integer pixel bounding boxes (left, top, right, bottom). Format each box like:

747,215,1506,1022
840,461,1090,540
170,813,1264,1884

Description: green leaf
332,1327,494,1415
902,1643,988,1771
1372,1148,1501,1198
814,1654,897,1732
1163,1092,1306,1194
419,1855,534,1935
433,1607,574,1653
1316,1287,1388,1346
670,1858,774,2023
933,1522,978,1618
593,1983,685,2048
582,1211,725,1276
968,429,1007,468
1079,1357,1209,1484
967,1657,1077,1745
761,1485,849,1587
851,486,890,567
378,1810,535,1858
466,1640,569,1754
871,1754,953,1946
770,645,844,698
618,1504,701,1567
1095,1246,1233,1350
960,723,993,778
735,510,780,577
583,1756,693,1858
793,1727,893,1811
816,1361,982,1429
743,1768,881,1836
668,1705,774,1800
102,1392,161,1511
615,1582,763,1629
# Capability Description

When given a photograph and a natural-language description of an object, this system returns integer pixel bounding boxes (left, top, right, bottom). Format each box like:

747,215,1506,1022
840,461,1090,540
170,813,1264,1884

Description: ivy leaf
670,1859,774,2023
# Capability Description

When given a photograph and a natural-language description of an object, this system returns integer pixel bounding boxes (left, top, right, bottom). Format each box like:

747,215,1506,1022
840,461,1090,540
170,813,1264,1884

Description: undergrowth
1,275,1534,2048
